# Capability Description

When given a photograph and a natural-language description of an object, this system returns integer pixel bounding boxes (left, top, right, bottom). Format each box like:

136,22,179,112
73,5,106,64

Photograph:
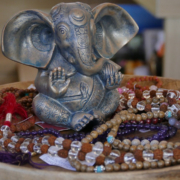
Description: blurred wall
0,0,135,84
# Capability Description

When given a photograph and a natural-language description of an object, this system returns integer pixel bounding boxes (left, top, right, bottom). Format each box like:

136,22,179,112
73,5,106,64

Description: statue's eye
57,23,69,39
61,29,65,34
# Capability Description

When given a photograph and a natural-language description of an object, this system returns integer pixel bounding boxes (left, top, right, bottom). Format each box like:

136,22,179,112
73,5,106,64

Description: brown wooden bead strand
58,149,68,158
117,110,165,122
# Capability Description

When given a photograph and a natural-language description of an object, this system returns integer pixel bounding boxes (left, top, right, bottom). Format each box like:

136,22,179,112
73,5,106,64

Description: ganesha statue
2,2,138,131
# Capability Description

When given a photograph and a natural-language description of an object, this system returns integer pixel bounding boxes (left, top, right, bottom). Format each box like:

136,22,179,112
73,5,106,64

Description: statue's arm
99,60,123,90
34,69,49,94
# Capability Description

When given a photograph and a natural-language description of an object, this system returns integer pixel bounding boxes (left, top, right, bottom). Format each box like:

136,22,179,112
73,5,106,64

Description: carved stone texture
1,2,138,131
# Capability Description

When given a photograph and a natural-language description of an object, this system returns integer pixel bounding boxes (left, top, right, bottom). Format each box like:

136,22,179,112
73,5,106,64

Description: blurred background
0,0,179,84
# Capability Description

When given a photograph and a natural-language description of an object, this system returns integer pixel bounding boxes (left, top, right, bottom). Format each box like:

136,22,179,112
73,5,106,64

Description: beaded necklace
0,85,180,172
0,112,179,173
0,87,38,115
125,76,163,91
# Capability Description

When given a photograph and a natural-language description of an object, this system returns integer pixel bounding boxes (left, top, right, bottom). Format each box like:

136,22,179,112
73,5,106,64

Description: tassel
0,151,29,165
0,151,49,169
0,93,27,126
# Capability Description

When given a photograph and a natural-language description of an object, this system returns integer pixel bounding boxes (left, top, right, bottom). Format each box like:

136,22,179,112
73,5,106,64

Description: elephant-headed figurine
2,2,138,131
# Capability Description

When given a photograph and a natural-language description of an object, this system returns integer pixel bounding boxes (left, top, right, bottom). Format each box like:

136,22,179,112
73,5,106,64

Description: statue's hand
48,67,70,98
106,71,123,90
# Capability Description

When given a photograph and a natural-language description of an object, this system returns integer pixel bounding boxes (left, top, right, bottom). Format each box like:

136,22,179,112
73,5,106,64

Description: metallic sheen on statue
1,2,138,131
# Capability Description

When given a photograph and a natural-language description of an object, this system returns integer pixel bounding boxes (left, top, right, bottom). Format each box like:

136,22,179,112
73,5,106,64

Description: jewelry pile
0,77,180,173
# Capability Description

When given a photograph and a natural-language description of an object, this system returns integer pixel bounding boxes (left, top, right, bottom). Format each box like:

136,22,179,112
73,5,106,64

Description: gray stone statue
2,2,138,131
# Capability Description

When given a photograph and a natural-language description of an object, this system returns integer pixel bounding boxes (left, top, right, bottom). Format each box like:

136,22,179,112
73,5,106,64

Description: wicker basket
0,75,180,180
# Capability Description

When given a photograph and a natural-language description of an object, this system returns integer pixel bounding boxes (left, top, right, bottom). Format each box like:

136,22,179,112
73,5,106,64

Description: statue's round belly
59,73,105,112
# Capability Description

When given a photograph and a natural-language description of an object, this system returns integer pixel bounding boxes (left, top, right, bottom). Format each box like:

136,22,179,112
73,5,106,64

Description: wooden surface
0,52,18,85
163,18,180,79
134,0,180,80
134,0,180,18
17,64,37,82
1,75,180,180
134,0,157,16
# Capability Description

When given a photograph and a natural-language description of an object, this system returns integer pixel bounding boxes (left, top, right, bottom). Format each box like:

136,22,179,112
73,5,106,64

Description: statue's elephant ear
2,10,55,69
93,3,139,59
